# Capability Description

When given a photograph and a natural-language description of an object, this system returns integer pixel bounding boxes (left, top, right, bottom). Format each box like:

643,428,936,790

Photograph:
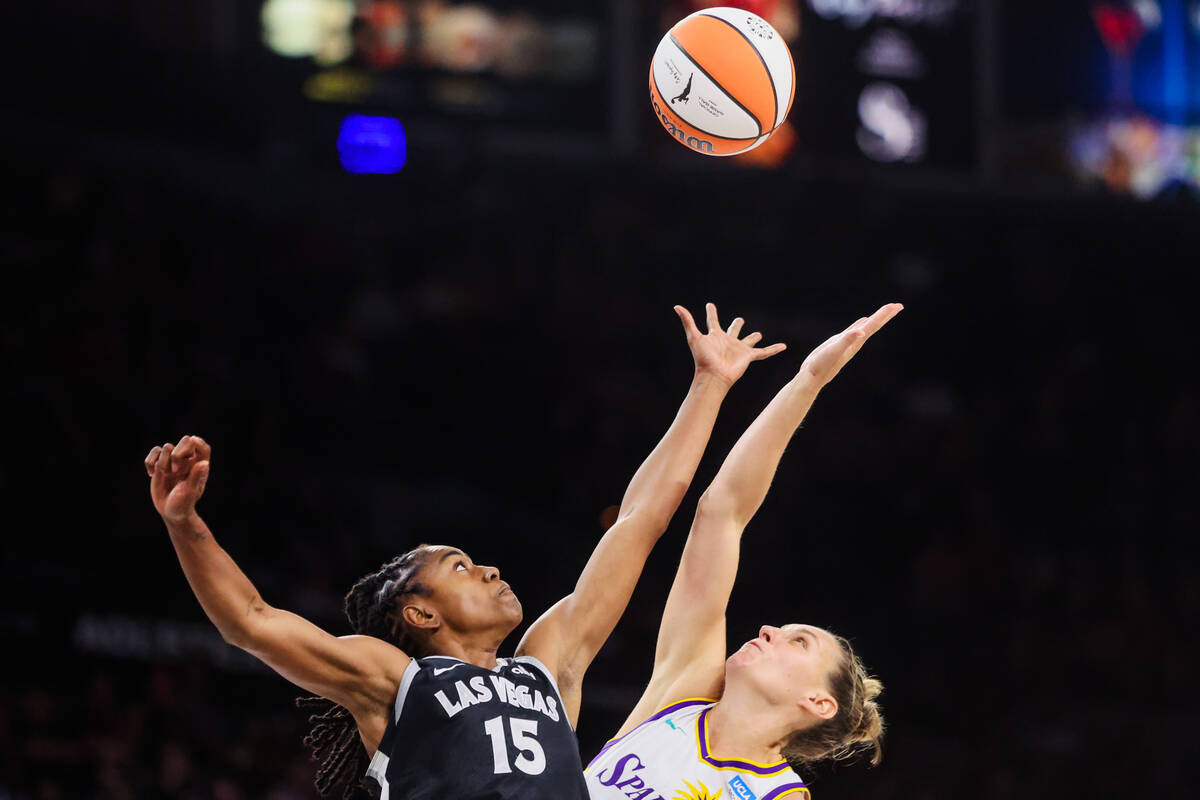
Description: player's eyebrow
787,625,820,649
438,549,467,564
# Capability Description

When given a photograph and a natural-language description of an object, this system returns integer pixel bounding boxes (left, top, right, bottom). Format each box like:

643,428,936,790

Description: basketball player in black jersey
145,304,785,800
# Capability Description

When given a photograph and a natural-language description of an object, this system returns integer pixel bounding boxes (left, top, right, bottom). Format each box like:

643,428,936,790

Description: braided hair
296,545,434,798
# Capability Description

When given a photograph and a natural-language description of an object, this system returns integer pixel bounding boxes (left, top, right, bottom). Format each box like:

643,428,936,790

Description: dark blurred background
3,0,1198,798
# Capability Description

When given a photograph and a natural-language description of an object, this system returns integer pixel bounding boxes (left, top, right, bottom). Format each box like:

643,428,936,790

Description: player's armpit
234,605,410,718
515,596,584,725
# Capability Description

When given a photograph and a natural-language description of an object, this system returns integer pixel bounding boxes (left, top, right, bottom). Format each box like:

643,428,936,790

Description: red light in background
1091,4,1146,54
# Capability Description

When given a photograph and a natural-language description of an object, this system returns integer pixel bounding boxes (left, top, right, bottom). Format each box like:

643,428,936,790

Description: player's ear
798,690,838,721
401,602,440,632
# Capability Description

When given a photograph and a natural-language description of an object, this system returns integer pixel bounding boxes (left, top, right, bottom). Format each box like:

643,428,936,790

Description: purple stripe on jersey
697,707,790,776
761,784,810,800
585,699,713,770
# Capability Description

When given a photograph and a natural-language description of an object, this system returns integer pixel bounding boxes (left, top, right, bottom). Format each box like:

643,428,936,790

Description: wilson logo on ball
651,92,715,153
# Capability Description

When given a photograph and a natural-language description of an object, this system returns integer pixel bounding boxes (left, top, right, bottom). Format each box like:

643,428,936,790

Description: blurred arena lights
799,0,972,168
1133,0,1165,29
337,114,407,173
1070,115,1200,198
856,28,927,79
261,0,354,64
857,82,927,162
807,0,959,28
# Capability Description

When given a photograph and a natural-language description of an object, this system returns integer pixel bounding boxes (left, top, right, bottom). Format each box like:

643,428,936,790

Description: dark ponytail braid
296,546,433,798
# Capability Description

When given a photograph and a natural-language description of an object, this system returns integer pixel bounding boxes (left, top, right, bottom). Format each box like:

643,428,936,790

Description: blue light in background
1124,1,1200,122
337,115,406,174
1161,0,1186,122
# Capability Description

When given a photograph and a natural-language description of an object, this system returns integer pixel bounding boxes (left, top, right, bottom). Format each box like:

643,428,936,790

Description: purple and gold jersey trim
586,698,716,770
696,706,791,775
761,784,811,800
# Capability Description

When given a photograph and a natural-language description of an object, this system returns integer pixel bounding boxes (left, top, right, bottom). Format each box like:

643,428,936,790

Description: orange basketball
649,8,795,156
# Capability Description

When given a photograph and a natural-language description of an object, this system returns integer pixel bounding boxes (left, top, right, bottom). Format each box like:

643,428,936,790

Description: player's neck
426,633,503,669
706,697,789,766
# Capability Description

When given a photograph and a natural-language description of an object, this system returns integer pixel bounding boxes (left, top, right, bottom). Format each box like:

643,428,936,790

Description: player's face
726,624,842,721
420,546,523,635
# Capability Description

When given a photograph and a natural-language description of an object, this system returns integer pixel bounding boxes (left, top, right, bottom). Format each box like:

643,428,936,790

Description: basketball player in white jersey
145,303,786,799
586,303,901,800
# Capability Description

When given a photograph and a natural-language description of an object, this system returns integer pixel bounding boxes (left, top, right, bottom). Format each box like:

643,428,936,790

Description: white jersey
585,698,810,800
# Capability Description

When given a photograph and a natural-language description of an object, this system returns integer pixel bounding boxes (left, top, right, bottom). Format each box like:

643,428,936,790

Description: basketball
649,7,795,156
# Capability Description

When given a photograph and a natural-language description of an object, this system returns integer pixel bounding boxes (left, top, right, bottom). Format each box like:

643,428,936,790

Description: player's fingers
187,461,211,495
173,435,197,463
154,443,175,479
145,446,162,476
846,322,869,344
860,303,903,337
742,331,763,347
674,306,701,339
727,317,745,338
705,302,720,333
753,343,787,360
844,329,868,355
191,435,212,463
150,443,176,498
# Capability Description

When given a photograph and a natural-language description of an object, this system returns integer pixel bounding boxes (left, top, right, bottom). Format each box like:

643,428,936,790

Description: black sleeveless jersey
356,654,589,800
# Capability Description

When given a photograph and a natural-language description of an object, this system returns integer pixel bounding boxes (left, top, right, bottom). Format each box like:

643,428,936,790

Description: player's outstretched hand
145,435,212,524
799,303,903,387
675,302,787,386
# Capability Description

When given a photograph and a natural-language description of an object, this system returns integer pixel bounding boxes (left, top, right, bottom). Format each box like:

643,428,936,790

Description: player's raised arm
621,304,903,726
145,436,408,745
517,304,786,725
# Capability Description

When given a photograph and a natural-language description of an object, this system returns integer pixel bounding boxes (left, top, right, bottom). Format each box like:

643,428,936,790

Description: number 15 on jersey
483,716,546,775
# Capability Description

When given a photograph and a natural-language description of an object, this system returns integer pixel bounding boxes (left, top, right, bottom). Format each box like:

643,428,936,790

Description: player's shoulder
505,654,558,683
609,695,717,746
338,632,405,650
338,633,411,666
645,696,714,728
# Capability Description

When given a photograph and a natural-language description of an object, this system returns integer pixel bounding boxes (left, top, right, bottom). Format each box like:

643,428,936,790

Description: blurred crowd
1,158,1195,799
2,664,315,800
